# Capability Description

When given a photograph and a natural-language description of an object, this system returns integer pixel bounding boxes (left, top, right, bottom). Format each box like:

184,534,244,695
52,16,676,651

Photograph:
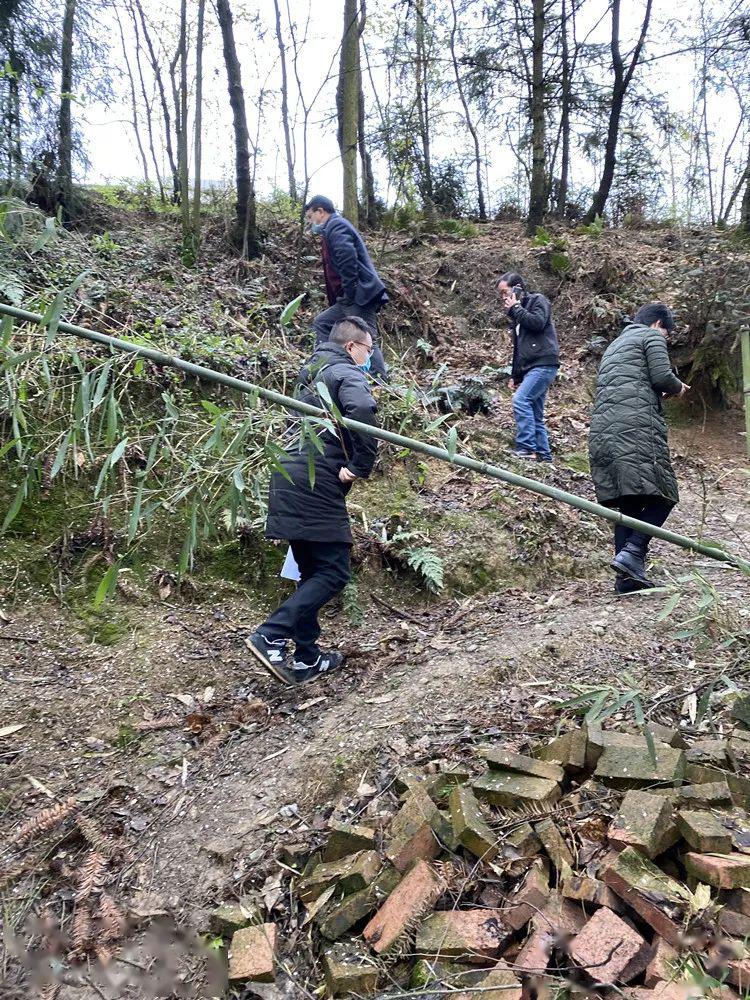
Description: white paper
280,546,301,582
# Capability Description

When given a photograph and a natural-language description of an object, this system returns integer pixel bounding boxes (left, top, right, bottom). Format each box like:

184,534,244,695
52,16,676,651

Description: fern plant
403,546,444,593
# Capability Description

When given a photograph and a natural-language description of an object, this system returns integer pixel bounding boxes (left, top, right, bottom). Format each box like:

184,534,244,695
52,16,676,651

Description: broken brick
472,771,561,808
431,809,460,852
480,747,564,783
646,723,686,749
678,781,732,807
723,888,750,917
317,867,400,940
322,821,377,862
535,818,574,873
685,853,750,889
385,789,440,872
502,860,550,931
727,773,750,812
453,961,523,1000
644,937,679,988
515,926,555,975
594,743,685,789
228,923,276,983
532,895,587,937
363,859,443,954
608,791,677,859
561,874,621,911
719,907,750,939
209,901,256,937
449,785,498,862
299,851,381,904
686,739,736,772
534,730,587,772
676,810,732,854
416,909,512,963
322,942,379,996
503,822,542,857
603,847,690,948
570,907,650,985
732,695,750,728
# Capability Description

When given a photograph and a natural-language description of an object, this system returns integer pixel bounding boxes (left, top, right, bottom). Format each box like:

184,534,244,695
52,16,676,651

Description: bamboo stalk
0,302,748,575
742,326,750,461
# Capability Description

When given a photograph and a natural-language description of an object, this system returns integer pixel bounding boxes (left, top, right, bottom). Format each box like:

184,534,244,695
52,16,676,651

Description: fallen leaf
0,724,27,738
24,775,55,798
171,693,195,709
202,686,215,705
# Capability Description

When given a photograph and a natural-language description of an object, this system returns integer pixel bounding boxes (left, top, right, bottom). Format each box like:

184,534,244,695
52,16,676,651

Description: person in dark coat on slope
305,194,389,379
496,272,560,463
246,316,378,685
588,302,690,594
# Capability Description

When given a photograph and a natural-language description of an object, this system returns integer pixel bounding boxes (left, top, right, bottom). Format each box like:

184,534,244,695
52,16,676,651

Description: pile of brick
216,703,750,998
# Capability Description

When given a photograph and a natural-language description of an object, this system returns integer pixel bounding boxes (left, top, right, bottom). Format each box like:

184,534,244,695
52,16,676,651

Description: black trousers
611,495,673,556
312,301,388,378
260,540,351,661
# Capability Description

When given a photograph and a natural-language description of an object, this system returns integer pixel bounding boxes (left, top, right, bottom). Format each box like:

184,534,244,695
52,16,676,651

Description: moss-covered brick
449,785,498,862
472,772,561,808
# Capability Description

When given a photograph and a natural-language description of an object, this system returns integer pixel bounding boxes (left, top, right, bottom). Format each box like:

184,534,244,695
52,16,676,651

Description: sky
78,0,746,220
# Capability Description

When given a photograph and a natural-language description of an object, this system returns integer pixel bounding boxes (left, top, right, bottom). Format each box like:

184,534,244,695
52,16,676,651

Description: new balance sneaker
291,650,345,685
245,631,295,684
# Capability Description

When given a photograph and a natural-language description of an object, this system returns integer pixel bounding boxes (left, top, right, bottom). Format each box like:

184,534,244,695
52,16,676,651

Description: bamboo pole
1,302,748,575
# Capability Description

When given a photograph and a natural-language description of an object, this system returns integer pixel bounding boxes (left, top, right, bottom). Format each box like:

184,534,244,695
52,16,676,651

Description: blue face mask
311,221,325,235
358,356,372,373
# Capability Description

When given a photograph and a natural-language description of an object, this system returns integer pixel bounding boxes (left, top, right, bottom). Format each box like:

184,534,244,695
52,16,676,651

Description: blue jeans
512,366,558,459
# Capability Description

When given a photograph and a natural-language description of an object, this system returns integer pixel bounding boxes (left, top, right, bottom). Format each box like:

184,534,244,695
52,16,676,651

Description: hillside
1,201,749,998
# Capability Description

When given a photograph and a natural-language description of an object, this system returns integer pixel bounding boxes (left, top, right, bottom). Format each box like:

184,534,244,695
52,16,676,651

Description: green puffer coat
589,323,683,505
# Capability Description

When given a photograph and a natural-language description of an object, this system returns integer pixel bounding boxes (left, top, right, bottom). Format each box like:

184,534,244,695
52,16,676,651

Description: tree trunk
556,0,571,219
740,143,750,231
338,0,359,225
526,0,546,235
273,0,296,202
57,0,77,216
178,0,190,252
133,0,180,204
582,0,653,224
448,0,486,220
115,5,150,189
215,0,260,257
357,3,377,226
129,4,164,202
415,0,437,226
191,0,205,248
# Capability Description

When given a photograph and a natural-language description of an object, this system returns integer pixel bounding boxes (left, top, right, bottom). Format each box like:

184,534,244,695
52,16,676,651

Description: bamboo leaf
92,362,112,409
658,592,682,621
445,426,458,460
127,486,143,545
109,438,129,466
280,292,305,327
233,465,246,492
41,271,87,345
2,478,27,532
93,561,120,608
1,314,13,348
49,431,71,480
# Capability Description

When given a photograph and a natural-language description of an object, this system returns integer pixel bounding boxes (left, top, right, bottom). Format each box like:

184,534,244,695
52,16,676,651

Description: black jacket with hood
508,292,560,384
265,344,378,544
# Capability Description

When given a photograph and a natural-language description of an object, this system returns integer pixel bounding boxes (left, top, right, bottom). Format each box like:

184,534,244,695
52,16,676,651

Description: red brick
728,958,750,991
644,937,679,987
453,960,522,1000
363,860,443,955
228,923,276,983
502,861,550,931
416,909,512,963
533,896,587,938
385,790,440,872
570,907,650,985
684,853,750,889
603,863,685,948
515,927,555,975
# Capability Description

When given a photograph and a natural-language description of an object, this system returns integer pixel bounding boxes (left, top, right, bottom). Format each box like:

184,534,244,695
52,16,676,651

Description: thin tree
114,6,150,188
133,0,180,203
414,0,437,225
357,2,377,225
57,0,77,214
448,0,486,221
556,0,572,218
273,0,296,202
216,0,260,257
526,0,546,235
191,0,206,248
128,4,164,201
582,0,654,224
338,0,359,224
177,0,190,250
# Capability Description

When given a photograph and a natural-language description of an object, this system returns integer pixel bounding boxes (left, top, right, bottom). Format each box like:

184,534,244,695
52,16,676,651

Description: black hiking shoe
611,542,651,585
614,574,655,595
291,650,345,685
245,631,294,684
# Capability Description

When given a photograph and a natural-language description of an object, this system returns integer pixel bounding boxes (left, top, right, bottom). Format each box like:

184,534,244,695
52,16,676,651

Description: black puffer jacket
265,344,378,544
588,323,683,505
508,292,560,383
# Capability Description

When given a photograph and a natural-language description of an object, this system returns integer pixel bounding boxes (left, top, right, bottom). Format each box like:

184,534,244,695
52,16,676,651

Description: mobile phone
512,285,524,299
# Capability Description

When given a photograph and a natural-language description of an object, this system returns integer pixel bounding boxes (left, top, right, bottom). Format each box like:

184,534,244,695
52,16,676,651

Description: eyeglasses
350,340,374,358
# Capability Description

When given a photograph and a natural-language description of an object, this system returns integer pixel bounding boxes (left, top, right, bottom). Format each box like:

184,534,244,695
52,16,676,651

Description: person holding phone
496,272,560,463
589,302,690,593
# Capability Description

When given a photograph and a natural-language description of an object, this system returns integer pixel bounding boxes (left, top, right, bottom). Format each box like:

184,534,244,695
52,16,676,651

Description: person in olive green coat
589,303,689,593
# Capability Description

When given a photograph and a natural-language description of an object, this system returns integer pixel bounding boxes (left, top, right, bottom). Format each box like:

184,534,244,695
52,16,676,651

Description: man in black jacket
305,194,389,379
497,271,560,463
246,316,378,686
